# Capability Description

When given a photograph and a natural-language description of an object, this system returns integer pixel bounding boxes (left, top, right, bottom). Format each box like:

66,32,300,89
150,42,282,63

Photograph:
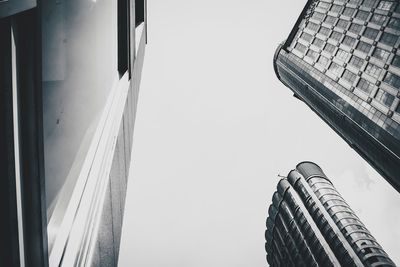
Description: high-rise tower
265,162,395,266
273,0,400,191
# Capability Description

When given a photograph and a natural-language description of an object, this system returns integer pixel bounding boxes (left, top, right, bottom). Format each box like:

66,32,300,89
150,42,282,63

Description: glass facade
274,0,400,191
41,0,118,218
265,162,395,267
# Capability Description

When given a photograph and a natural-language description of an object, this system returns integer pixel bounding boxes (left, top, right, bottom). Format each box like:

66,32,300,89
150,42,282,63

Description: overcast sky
118,0,400,266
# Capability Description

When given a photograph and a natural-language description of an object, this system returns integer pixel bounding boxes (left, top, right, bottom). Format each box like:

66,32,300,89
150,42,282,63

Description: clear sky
118,0,400,266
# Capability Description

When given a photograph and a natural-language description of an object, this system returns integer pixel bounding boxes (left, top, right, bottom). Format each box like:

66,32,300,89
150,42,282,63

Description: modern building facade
273,0,400,191
0,0,146,266
265,162,395,267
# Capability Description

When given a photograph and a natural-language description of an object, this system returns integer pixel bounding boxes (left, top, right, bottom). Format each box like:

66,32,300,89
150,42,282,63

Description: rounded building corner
273,42,284,82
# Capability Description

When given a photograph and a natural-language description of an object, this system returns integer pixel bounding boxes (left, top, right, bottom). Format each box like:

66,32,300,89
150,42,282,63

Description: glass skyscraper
273,0,400,191
265,162,395,266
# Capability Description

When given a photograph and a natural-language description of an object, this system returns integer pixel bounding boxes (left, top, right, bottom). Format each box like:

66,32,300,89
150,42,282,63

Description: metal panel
0,0,36,19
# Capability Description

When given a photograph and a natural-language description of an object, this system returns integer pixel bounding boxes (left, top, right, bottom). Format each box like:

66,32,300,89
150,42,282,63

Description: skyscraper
0,0,146,266
273,0,400,191
265,162,395,267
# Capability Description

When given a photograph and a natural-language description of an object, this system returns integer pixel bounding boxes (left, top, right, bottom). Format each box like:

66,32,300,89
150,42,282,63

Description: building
273,0,400,191
265,162,395,267
0,0,146,266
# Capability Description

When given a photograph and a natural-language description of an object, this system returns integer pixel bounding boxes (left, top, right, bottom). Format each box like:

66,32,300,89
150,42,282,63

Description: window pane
42,0,118,217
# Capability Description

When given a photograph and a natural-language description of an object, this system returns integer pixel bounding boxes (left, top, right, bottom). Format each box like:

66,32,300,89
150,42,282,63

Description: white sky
118,0,400,266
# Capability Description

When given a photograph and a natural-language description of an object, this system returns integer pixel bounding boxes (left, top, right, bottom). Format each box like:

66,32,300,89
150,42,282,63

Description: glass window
331,31,343,41
313,38,325,48
307,49,319,60
301,32,313,42
324,43,336,54
342,70,357,83
356,41,372,54
380,32,398,46
384,72,400,88
343,36,356,47
392,55,400,68
329,62,343,76
349,23,363,34
365,63,382,78
357,78,374,94
375,89,395,106
372,47,391,61
330,4,343,13
370,14,387,26
319,26,331,36
377,1,396,11
325,15,337,25
349,55,364,68
307,21,320,31
337,19,349,29
363,0,379,8
42,0,118,217
295,42,307,53
336,49,350,61
355,10,369,21
343,7,355,17
388,17,400,31
318,1,330,10
363,27,379,40
318,55,330,67
312,11,325,21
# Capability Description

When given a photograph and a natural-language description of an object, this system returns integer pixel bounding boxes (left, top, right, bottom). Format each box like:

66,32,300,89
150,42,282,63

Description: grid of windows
288,0,400,136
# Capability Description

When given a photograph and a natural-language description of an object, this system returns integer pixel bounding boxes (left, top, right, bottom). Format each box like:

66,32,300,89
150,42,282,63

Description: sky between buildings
118,0,400,266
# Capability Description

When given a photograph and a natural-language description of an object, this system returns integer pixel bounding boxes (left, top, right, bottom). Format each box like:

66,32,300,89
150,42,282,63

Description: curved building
265,162,395,267
273,0,400,192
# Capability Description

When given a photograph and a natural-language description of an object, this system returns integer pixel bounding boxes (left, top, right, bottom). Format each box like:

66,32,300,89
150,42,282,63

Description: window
343,36,356,47
363,27,379,40
349,55,364,68
349,23,363,34
318,2,330,10
377,1,396,11
356,41,372,54
342,70,357,83
312,11,325,21
392,55,400,68
329,62,342,76
331,31,343,41
372,48,390,61
355,10,369,21
363,0,379,8
135,0,145,26
388,18,400,31
318,55,330,67
325,15,337,25
295,42,307,53
307,21,320,31
330,4,343,13
365,63,382,78
375,89,395,106
370,14,387,26
324,43,336,54
357,78,374,94
301,32,313,42
380,32,398,46
313,38,325,48
307,49,319,60
384,72,400,88
319,26,331,36
336,49,350,61
343,7,355,17
41,0,119,224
